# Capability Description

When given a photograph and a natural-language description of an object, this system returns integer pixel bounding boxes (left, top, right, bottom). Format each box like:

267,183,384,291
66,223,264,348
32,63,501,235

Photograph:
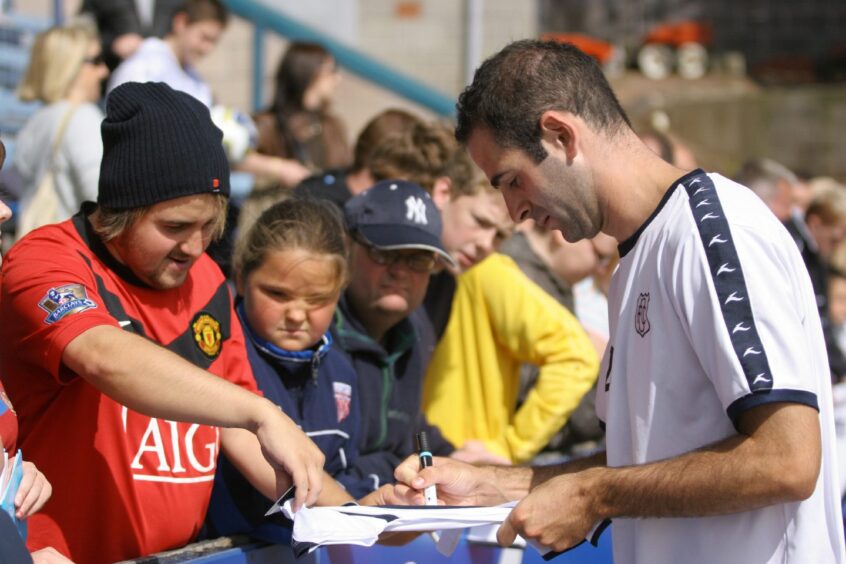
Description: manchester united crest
192,313,222,358
635,292,651,337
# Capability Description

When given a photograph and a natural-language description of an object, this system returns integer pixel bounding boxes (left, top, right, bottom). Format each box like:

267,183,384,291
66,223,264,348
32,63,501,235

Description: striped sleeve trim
726,389,819,430
682,172,775,394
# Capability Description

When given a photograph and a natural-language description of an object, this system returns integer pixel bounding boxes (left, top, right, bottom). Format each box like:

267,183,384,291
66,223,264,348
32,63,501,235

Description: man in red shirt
0,82,324,563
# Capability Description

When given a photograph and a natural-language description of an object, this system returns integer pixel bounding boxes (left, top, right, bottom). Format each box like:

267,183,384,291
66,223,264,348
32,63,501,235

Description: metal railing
222,0,456,116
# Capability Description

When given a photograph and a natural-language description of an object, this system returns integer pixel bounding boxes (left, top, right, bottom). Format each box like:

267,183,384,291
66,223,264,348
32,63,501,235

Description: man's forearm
64,325,271,431
482,450,607,504
588,404,819,521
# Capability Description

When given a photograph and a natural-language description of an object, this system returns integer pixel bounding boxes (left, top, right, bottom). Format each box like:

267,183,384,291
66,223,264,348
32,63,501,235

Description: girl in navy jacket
205,198,398,544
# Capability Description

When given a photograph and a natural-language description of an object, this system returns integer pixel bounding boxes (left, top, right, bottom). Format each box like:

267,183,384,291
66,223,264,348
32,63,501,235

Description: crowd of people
0,0,843,563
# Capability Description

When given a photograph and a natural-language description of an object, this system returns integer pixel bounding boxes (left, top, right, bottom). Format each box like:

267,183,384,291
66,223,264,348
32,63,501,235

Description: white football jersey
596,170,846,564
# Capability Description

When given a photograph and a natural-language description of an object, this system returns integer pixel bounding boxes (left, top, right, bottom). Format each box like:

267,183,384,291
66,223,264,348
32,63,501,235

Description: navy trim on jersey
727,389,819,428
73,202,152,288
681,172,777,404
618,169,705,257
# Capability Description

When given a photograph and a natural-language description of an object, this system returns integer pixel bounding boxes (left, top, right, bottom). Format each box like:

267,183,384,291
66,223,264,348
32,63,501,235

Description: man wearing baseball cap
332,179,456,492
0,82,324,563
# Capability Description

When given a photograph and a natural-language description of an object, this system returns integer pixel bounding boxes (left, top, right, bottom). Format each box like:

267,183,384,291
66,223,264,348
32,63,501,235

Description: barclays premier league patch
38,284,97,325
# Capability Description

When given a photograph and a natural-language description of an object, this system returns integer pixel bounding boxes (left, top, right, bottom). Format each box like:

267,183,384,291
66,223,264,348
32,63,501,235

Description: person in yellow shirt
423,251,599,464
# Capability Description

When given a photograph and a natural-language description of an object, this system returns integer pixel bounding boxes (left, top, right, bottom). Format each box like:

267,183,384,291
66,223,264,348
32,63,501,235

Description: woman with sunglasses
12,22,109,237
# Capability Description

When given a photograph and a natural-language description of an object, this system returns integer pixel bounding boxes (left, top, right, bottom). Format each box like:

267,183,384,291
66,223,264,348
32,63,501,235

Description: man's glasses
354,236,439,273
83,52,105,66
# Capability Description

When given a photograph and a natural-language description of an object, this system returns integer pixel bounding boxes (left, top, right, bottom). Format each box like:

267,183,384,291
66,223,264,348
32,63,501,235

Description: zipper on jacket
375,363,392,449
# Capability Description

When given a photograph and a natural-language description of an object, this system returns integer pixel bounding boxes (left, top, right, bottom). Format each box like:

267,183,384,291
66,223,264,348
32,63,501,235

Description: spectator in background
423,198,599,463
108,0,310,189
13,22,108,237
828,262,846,495
254,42,351,172
502,225,616,458
785,181,846,381
107,0,223,106
333,180,457,492
79,0,183,71
293,108,422,209
239,108,422,239
735,158,795,222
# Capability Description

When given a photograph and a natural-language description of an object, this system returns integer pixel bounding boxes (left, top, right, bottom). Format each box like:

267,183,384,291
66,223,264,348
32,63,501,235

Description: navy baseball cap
344,179,457,269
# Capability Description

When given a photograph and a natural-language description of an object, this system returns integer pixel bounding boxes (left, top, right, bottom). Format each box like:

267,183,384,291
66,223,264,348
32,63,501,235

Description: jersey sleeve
668,223,820,429
1,233,121,384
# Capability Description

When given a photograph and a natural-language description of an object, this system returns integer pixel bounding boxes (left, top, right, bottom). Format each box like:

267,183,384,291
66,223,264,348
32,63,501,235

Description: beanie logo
212,178,220,192
192,312,222,358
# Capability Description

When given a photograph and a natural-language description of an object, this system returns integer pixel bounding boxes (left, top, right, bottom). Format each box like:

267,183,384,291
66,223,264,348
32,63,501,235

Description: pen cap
416,431,430,453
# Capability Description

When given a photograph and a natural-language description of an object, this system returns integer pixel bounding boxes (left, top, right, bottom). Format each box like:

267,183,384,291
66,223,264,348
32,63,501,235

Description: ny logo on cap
405,196,428,225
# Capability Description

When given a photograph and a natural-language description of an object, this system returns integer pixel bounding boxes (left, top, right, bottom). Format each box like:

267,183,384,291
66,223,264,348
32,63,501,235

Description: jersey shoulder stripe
682,172,774,394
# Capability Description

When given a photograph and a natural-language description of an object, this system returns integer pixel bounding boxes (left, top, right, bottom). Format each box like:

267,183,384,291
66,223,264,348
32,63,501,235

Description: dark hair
174,0,228,27
368,121,475,196
455,39,631,163
234,197,348,287
352,109,422,172
270,42,332,116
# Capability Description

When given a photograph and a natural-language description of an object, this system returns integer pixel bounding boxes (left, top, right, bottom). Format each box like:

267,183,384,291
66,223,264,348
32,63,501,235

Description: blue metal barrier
222,0,456,117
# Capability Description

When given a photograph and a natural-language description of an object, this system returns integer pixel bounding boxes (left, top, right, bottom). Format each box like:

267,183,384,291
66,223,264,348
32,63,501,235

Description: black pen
415,431,438,505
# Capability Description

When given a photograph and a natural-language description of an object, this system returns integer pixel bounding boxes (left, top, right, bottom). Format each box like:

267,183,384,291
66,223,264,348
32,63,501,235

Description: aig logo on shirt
635,292,651,337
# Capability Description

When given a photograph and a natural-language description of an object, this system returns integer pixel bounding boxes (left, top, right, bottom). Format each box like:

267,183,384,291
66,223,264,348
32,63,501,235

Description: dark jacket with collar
204,304,367,544
331,295,454,492
784,212,846,380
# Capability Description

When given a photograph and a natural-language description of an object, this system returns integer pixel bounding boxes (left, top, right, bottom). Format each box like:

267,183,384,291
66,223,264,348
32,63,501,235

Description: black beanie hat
98,82,230,210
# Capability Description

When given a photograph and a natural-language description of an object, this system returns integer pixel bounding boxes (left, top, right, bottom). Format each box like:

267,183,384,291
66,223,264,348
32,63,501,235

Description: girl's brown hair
234,197,348,289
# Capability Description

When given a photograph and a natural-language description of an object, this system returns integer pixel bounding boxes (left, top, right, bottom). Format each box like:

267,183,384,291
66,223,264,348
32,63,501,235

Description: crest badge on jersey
192,313,222,358
38,284,97,325
635,292,651,337
334,382,352,423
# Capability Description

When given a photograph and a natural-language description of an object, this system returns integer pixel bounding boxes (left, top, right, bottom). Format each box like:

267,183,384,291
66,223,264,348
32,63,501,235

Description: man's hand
253,404,325,511
15,461,52,519
359,483,410,506
393,455,507,507
497,469,601,551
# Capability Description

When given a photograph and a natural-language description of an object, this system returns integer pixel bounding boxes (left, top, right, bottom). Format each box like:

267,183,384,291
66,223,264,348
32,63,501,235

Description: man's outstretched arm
63,324,325,510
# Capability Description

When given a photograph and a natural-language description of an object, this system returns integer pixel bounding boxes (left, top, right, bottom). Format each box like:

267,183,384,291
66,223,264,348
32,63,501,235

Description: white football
210,105,258,163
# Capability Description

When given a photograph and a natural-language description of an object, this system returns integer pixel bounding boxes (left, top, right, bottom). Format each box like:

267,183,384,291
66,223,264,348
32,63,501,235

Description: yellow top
423,253,599,463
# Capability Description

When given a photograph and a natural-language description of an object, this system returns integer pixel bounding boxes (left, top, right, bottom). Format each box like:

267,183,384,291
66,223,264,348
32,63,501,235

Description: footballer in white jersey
596,169,845,564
